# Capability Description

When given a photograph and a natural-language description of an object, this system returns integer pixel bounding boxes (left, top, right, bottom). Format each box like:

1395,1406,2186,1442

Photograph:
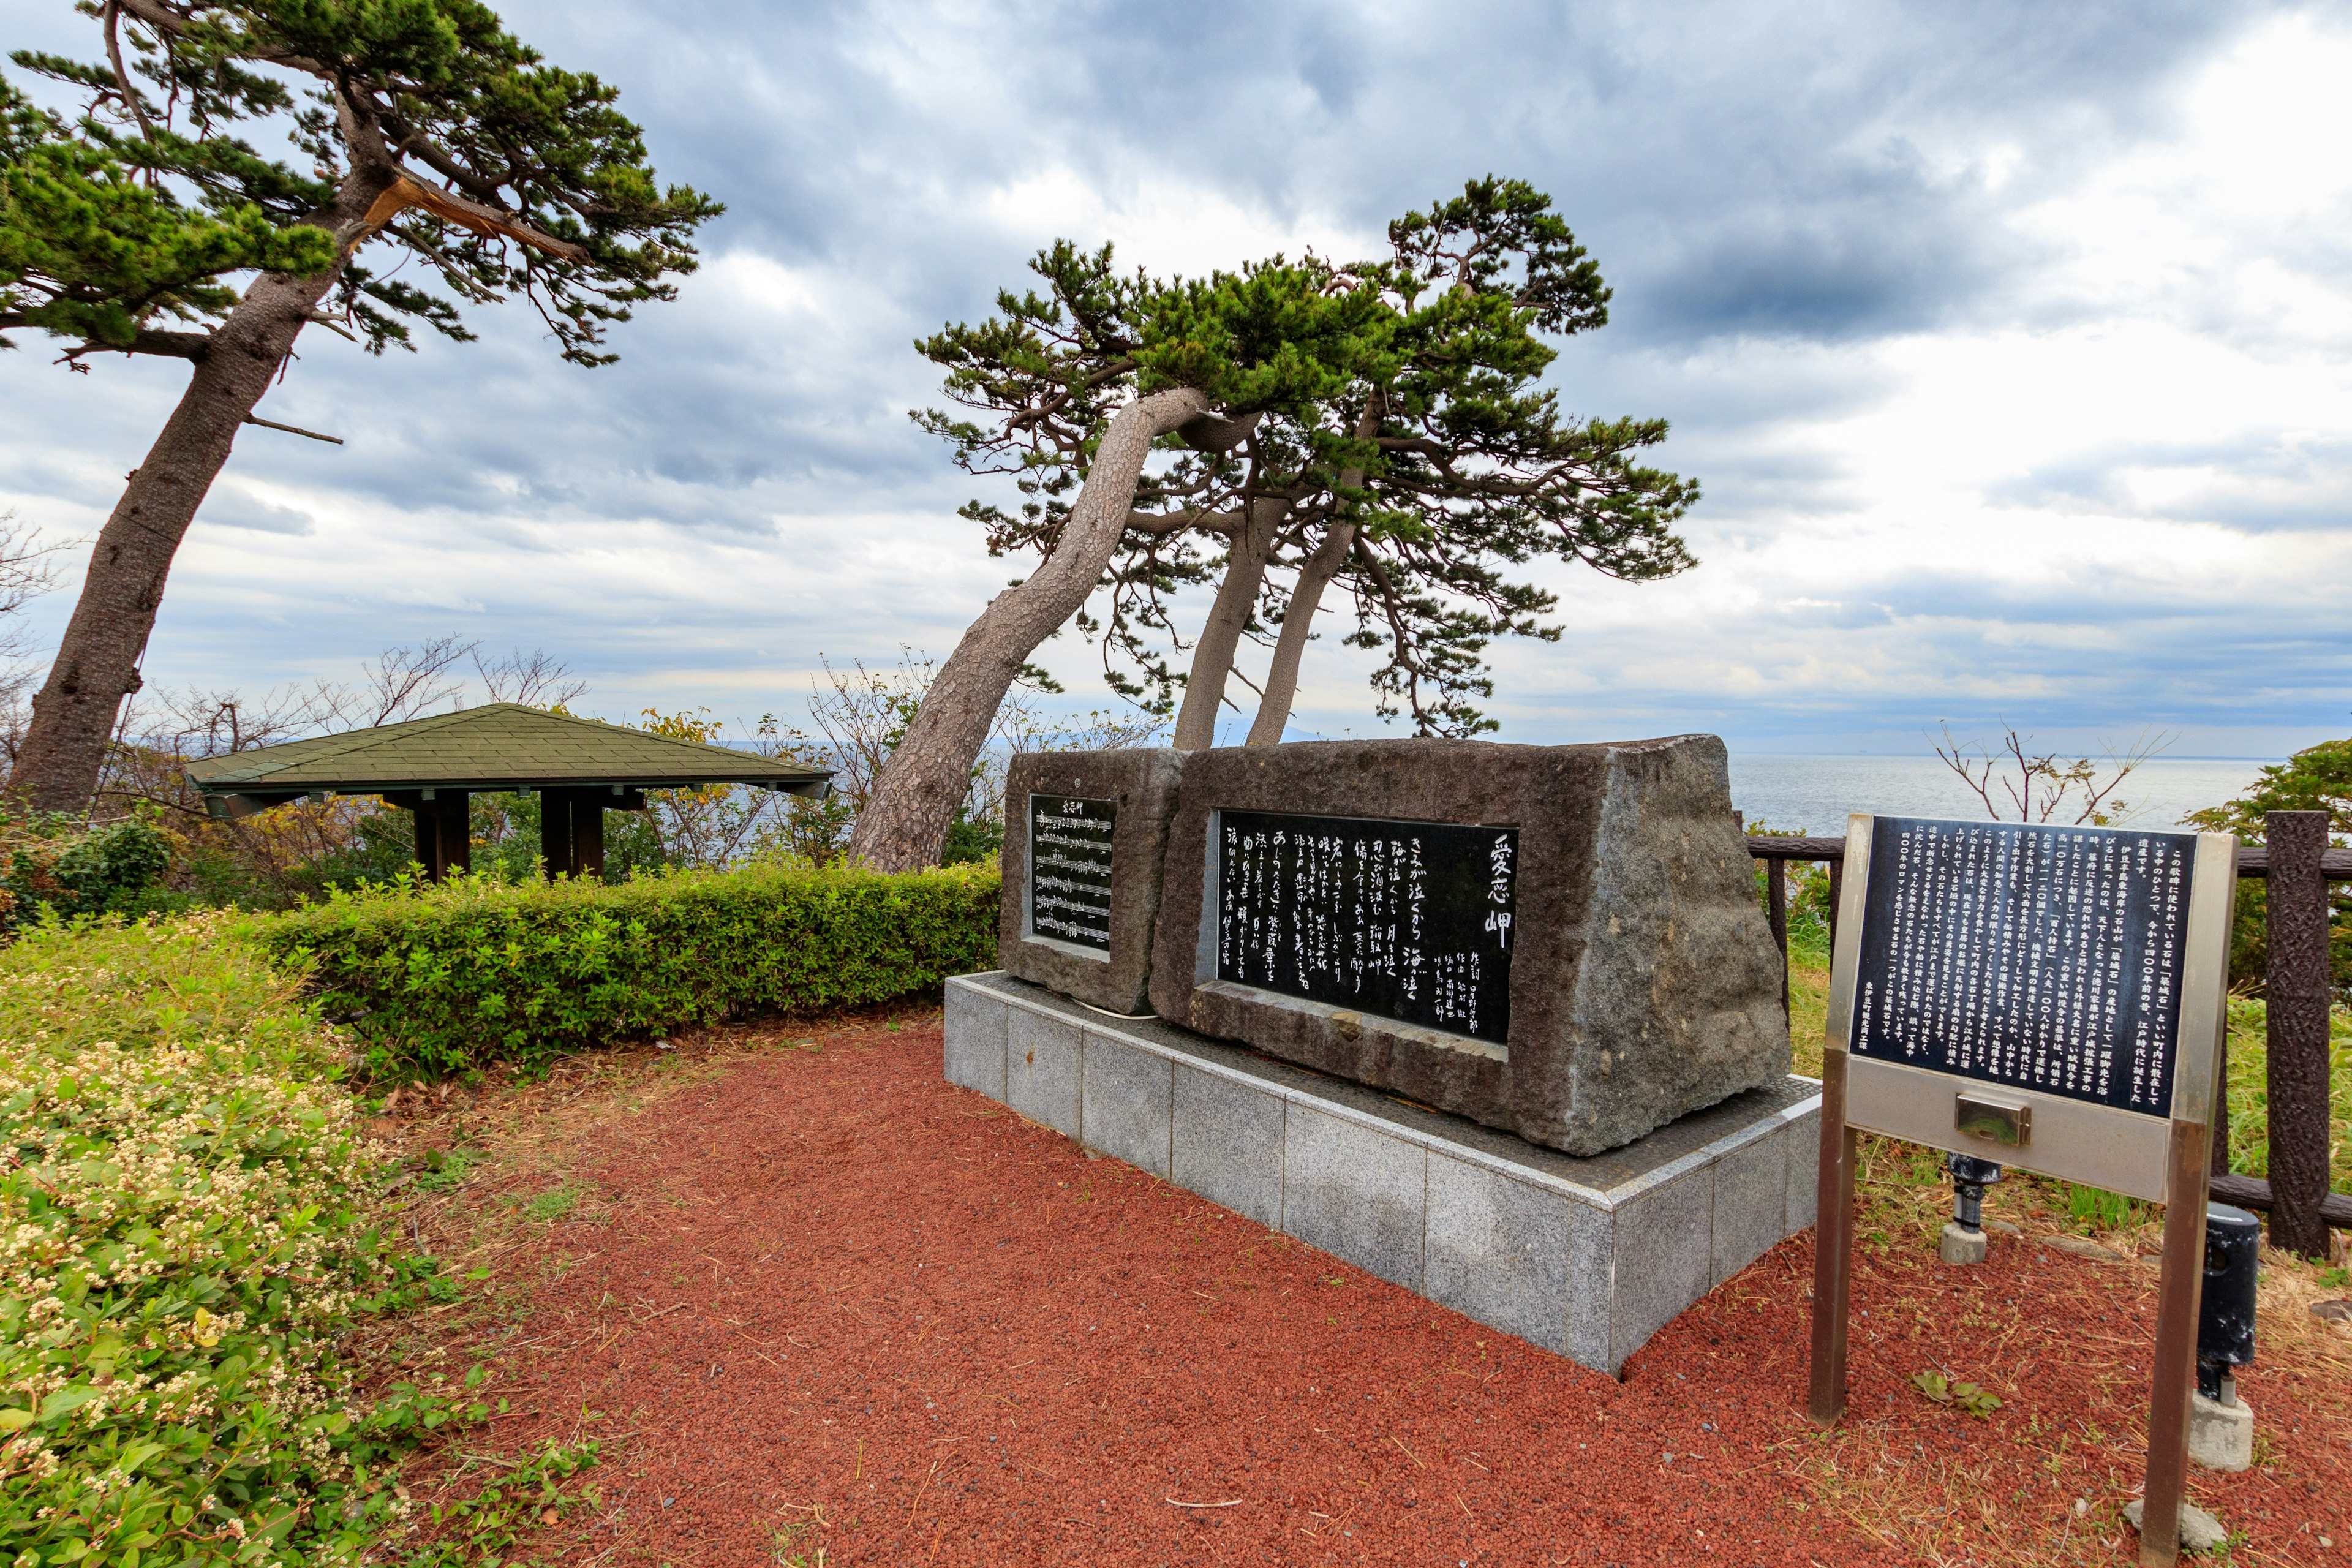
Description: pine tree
1,1,720,809
853,178,1698,870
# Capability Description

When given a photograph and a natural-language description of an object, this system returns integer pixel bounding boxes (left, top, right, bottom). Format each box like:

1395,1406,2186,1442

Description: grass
0,913,607,1566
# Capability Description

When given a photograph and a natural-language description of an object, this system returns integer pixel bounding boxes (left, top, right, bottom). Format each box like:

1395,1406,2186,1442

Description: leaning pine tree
0,1,718,811
851,177,1697,871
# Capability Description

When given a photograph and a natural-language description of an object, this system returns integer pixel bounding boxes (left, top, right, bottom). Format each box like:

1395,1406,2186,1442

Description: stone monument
996,748,1186,1014
1148,733,1789,1155
944,732,1818,1375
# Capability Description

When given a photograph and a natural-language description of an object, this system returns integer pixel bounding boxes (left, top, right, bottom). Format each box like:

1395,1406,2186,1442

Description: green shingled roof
184,703,832,798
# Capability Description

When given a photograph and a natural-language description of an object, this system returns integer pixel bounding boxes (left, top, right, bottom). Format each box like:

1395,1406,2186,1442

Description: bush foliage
252,860,1001,1076
0,812,178,930
0,914,432,1565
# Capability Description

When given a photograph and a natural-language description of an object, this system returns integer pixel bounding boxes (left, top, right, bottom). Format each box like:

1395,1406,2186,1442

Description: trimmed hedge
249,861,1001,1074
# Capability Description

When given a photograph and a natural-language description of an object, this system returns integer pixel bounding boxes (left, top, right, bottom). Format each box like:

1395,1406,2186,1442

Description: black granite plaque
1215,810,1517,1042
1028,794,1117,952
1852,818,2197,1117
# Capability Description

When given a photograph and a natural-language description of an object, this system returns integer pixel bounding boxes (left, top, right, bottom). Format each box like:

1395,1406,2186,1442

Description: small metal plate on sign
1956,1091,2031,1148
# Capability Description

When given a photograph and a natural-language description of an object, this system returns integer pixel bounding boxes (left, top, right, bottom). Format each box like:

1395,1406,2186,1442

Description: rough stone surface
999,749,1186,1014
1147,734,1789,1155
2188,1390,2255,1472
1940,1221,1989,1265
946,971,1822,1374
2125,1498,2230,1553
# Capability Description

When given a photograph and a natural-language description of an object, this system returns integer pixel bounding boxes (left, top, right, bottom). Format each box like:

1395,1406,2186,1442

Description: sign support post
1805,815,2235,1567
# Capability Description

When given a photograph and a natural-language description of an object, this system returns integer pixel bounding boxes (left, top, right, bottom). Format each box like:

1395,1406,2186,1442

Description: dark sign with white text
1028,794,1116,952
1215,810,1517,1041
1852,817,2196,1117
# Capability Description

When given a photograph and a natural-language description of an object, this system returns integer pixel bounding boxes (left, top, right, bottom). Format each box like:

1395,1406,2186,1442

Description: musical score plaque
1215,810,1518,1043
1027,794,1115,952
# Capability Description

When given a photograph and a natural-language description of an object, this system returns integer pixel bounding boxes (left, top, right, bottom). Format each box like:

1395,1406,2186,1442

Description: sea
1724,754,2275,838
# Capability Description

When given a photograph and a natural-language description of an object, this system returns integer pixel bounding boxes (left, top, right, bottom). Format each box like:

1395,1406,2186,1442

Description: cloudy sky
5,0,2349,761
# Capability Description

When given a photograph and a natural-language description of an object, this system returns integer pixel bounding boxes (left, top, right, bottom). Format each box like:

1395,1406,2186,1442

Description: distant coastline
1725,753,2277,835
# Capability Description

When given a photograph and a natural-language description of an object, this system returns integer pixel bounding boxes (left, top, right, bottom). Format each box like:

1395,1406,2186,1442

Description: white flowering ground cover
0,914,590,1567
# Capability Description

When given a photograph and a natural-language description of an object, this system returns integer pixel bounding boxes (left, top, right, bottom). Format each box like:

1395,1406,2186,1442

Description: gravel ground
418,1015,2352,1567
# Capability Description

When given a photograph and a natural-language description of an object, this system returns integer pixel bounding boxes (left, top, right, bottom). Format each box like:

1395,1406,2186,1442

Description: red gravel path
459,1017,2351,1567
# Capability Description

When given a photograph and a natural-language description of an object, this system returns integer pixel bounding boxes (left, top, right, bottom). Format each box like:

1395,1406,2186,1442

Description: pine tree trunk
10,168,390,813
1171,499,1284,752
848,386,1208,872
1246,518,1354,745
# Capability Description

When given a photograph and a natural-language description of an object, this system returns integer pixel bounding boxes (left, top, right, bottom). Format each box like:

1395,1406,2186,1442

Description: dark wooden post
409,803,444,881
571,792,606,880
2264,810,2332,1258
405,793,469,882
540,789,574,880
1767,856,1790,1018
439,792,470,879
1807,1044,1857,1425
2211,1025,2231,1180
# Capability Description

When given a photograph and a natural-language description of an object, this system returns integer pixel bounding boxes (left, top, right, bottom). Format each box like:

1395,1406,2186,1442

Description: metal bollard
1948,1153,2003,1232
2198,1203,2260,1403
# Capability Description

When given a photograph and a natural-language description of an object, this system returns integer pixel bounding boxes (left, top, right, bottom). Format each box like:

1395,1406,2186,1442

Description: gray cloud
0,0,2343,758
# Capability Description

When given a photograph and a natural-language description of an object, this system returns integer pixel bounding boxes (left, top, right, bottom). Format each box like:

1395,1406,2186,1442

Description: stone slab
1147,734,1790,1155
1170,1064,1284,1229
1078,1031,1173,1180
1005,1005,1082,1140
999,749,1186,1014
942,979,1008,1099
946,970,1822,1374
1284,1104,1428,1292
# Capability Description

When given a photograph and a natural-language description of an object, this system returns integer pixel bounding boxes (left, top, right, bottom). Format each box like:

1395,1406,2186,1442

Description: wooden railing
1745,815,2351,1249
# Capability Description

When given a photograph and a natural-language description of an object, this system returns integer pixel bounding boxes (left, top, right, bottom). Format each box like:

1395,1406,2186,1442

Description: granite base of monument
946,970,1822,1376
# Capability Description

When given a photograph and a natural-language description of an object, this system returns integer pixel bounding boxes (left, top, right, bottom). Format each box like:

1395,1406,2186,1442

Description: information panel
1028,794,1116,952
1215,810,1517,1042
1850,817,2198,1117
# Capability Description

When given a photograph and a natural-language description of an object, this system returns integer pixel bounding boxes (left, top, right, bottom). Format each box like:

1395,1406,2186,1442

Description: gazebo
184,703,833,881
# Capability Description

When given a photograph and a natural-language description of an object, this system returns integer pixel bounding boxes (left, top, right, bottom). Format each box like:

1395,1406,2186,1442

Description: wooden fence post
1767,857,1789,1019
2264,810,2332,1259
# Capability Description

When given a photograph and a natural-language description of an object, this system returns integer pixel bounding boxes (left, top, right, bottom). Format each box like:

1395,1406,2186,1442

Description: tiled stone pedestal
947,971,1822,1375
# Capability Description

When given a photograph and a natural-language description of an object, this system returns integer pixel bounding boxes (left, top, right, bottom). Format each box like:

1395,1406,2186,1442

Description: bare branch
473,646,589,709
358,173,590,265
349,636,476,727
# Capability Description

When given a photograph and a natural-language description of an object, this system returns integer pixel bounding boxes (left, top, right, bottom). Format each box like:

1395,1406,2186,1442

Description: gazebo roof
185,703,832,813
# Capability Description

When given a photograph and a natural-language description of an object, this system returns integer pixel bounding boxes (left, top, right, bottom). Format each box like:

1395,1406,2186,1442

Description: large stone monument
1149,734,1788,1155
945,732,1817,1375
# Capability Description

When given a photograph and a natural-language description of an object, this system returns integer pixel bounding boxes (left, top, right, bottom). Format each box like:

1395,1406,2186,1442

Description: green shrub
0,812,179,929
250,859,1001,1076
0,914,409,1565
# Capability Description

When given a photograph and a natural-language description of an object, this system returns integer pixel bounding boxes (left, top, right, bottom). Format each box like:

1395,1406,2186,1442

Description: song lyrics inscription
1852,818,2196,1116
1029,794,1115,952
1215,810,1517,1042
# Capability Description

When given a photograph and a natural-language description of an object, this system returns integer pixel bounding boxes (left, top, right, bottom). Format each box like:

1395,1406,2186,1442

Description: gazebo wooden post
540,788,575,880
404,791,469,882
572,791,606,880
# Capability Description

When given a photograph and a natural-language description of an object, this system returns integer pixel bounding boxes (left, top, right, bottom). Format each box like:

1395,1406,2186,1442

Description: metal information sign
1808,815,2235,1567
1027,794,1116,954
1215,810,1518,1042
